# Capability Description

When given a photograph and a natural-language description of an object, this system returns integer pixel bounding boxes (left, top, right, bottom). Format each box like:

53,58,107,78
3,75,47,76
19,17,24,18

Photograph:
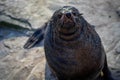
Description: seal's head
51,6,84,40
52,6,82,28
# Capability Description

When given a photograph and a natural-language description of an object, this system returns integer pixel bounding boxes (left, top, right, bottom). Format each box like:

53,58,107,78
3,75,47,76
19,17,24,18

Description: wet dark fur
24,6,114,80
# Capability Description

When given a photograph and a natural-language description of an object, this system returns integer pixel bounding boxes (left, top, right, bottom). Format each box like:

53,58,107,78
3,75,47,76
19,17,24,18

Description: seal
24,6,114,80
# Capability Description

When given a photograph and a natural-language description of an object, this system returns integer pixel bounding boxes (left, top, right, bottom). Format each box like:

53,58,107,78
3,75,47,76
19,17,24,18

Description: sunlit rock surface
0,0,120,80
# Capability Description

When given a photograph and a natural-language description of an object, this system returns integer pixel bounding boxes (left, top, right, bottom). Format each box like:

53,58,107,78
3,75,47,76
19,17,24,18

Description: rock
116,7,120,17
0,0,52,29
0,0,120,80
0,41,9,59
115,46,120,54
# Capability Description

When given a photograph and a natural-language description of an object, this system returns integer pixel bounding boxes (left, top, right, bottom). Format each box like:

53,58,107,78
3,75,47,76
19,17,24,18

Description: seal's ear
78,13,83,18
79,13,83,16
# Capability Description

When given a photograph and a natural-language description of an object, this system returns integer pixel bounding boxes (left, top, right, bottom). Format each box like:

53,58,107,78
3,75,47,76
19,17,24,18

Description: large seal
24,6,114,80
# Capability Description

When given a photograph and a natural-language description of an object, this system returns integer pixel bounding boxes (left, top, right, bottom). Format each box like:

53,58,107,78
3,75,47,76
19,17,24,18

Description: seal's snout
57,12,75,29
65,12,72,19
60,12,74,25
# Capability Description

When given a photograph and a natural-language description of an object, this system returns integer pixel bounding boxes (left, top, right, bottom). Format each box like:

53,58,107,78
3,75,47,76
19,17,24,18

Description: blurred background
0,0,120,80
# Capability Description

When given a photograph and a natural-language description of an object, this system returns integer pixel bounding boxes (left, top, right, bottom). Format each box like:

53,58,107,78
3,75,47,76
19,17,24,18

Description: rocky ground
0,0,120,80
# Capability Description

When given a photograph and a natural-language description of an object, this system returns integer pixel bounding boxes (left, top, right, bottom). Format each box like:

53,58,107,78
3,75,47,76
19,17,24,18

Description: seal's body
24,6,114,80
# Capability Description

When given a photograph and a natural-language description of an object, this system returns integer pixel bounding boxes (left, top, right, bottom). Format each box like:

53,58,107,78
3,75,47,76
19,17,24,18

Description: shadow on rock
45,63,57,80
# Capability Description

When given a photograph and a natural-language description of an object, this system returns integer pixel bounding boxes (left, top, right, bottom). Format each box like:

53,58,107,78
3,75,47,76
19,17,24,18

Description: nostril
66,13,71,18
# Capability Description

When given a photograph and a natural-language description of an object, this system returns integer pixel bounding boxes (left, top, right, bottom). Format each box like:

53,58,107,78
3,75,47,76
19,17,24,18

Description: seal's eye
72,12,77,16
58,14,62,19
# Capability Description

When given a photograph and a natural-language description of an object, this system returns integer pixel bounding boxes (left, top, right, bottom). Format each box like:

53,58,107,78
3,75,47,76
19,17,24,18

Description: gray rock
0,0,120,80
0,41,9,59
116,7,120,17
0,0,52,29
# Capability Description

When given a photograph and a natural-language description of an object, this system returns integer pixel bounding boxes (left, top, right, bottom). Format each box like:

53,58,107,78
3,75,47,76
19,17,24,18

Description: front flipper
102,57,114,80
24,23,47,49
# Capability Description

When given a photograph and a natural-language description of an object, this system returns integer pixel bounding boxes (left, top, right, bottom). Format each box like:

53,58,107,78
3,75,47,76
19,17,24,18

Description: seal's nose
65,12,71,18
60,12,74,24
